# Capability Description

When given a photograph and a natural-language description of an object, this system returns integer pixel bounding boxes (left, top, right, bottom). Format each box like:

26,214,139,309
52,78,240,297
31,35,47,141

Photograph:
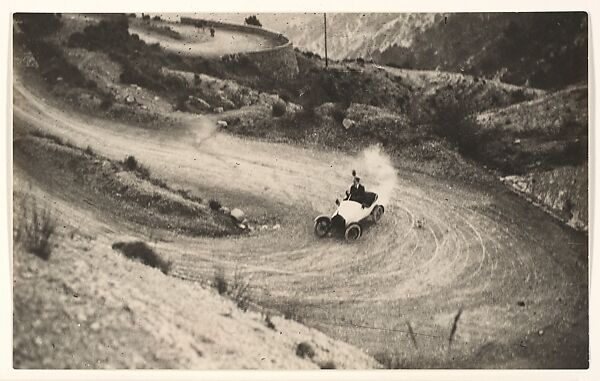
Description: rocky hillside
262,12,587,90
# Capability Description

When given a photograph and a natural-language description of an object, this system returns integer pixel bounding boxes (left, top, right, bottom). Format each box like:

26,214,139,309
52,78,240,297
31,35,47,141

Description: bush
319,361,336,369
272,100,286,117
212,267,252,311
244,15,262,27
208,199,221,211
111,241,172,274
122,155,151,178
26,39,87,87
295,342,315,359
15,13,62,37
213,267,228,295
230,267,252,312
15,197,56,260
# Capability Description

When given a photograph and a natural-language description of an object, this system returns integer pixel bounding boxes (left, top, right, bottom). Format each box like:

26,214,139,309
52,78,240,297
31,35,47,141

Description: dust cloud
352,145,398,205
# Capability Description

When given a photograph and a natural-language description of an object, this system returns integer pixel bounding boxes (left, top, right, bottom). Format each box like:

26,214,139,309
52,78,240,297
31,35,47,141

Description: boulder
230,208,245,222
195,97,211,109
342,118,356,130
222,99,236,110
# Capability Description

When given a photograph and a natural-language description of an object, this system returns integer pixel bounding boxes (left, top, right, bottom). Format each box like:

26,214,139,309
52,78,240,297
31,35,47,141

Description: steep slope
375,12,587,89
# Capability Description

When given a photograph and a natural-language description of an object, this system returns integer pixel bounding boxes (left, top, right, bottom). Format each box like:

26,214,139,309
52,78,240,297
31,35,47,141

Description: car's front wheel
344,223,362,241
314,217,331,238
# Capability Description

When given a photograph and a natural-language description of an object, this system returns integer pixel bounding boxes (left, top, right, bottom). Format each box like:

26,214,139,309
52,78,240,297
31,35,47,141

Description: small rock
514,139,521,144
214,107,224,114
56,76,63,82
126,95,135,104
237,223,247,230
90,322,101,331
219,206,230,215
538,329,544,336
230,208,245,222
217,120,228,128
260,225,268,231
34,337,43,346
141,105,148,110
154,96,160,101
272,224,281,231
342,118,356,130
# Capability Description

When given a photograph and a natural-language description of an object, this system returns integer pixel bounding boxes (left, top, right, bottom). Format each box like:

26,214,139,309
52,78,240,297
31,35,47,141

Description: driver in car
345,175,366,204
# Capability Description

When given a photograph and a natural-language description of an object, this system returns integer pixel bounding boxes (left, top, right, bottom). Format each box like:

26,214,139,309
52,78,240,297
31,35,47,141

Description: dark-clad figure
346,176,365,204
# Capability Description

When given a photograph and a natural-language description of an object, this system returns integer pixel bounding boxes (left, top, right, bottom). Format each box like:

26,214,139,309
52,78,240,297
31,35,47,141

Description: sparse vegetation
122,155,151,178
295,342,315,359
264,313,276,330
112,241,172,274
15,196,56,260
208,199,222,211
211,266,253,312
213,267,228,295
271,100,286,117
244,15,262,28
319,360,336,369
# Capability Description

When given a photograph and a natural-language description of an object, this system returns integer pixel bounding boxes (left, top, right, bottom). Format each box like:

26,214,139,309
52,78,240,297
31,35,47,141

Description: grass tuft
15,196,56,260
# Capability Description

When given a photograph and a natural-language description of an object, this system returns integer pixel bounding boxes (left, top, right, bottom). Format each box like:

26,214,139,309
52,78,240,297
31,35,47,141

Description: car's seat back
363,192,378,207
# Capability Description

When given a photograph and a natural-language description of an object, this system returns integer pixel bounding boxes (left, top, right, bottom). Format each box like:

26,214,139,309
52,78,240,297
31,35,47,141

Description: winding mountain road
12,73,588,368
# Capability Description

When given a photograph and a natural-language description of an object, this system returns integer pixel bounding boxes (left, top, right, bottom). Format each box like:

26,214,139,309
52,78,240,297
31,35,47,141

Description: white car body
314,193,384,240
333,199,378,225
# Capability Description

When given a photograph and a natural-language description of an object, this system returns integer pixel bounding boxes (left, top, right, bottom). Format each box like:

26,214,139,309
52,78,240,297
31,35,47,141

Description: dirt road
129,23,278,57
12,76,588,368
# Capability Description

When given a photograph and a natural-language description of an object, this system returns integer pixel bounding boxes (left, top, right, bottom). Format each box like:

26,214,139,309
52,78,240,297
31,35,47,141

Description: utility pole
324,13,328,67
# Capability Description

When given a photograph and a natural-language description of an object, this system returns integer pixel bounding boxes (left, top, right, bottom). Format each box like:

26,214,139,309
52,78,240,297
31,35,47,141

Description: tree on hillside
245,15,262,27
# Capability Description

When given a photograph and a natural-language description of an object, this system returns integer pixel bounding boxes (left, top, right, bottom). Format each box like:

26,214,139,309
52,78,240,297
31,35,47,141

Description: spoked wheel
344,223,362,241
371,205,385,223
314,217,331,238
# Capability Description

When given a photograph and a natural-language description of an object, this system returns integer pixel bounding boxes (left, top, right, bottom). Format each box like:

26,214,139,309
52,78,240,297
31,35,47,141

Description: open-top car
314,192,384,241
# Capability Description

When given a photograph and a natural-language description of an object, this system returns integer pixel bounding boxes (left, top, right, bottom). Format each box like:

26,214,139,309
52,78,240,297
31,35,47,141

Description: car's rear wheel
344,223,362,241
314,217,331,238
372,205,384,223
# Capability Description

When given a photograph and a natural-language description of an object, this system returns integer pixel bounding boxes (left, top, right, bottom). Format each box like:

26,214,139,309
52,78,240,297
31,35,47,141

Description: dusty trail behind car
13,74,588,368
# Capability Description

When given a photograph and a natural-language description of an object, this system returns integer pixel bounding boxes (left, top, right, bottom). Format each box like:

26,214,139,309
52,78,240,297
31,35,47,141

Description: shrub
111,241,172,274
26,39,87,87
212,267,252,311
295,342,315,359
244,15,262,27
230,267,252,312
213,267,228,295
264,313,276,330
15,197,56,260
272,100,286,117
281,300,303,322
122,155,151,178
208,199,221,211
15,13,62,37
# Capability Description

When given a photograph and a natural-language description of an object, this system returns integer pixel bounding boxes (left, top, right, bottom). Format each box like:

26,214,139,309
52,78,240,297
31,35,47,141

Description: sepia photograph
7,3,592,375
